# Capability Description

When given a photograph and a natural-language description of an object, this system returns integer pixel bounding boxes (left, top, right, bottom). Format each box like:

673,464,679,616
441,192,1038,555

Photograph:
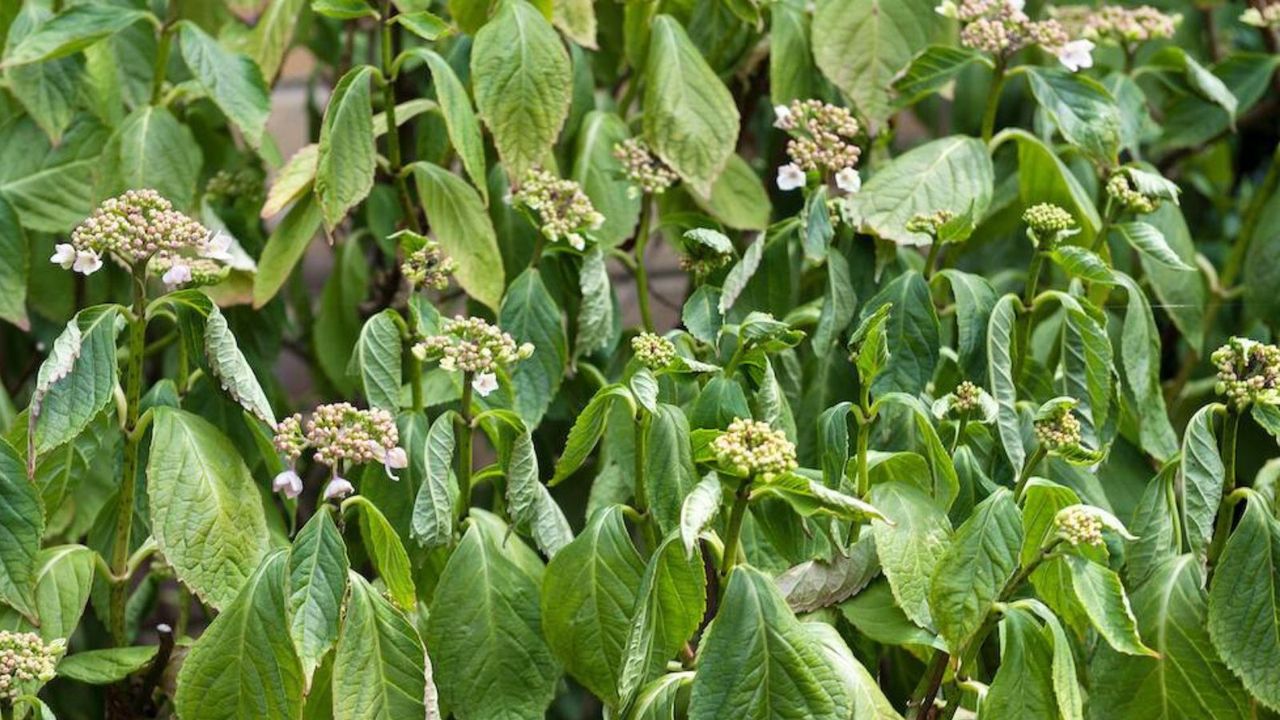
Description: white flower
835,167,862,194
772,104,792,128
50,244,77,269
568,232,586,251
472,372,499,397
1005,0,1025,11
200,231,234,261
934,1,957,18
776,163,806,192
1240,8,1264,27
1057,39,1095,72
162,263,192,288
73,250,102,275
322,476,354,501
383,446,408,479
272,470,303,499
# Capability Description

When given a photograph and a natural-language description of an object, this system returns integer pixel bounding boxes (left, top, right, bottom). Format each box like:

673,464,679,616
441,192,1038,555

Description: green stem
856,384,872,498
2,700,13,720
1014,252,1044,378
1206,408,1241,569
380,3,422,234
719,477,753,583
110,270,147,646
528,233,546,270
980,59,1008,143
149,22,173,106
634,194,656,333
408,351,424,412
1013,445,1048,502
632,410,658,551
453,373,474,524
924,240,943,280
950,412,969,454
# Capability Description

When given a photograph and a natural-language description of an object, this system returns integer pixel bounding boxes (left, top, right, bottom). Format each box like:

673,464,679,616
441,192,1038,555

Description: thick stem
149,23,173,106
110,270,148,646
856,384,872,498
980,60,1007,143
453,374,474,523
408,351,424,412
634,194,656,333
1206,409,1241,569
1013,445,1048,502
632,410,658,551
719,477,753,583
908,651,951,720
380,3,422,235
1014,252,1044,377
924,241,943,280
949,412,969,455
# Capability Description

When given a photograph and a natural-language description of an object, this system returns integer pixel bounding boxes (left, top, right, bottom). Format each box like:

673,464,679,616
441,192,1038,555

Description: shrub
0,0,1278,718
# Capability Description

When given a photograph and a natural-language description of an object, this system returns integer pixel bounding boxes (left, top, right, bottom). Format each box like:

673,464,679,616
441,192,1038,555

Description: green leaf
352,310,403,413
1149,46,1239,124
928,488,1021,651
0,195,27,329
812,0,943,127
755,472,887,522
5,49,79,143
984,605,1059,719
411,162,505,312
1051,246,1114,284
541,506,645,704
988,294,1024,472
892,45,987,106
861,271,938,396
679,473,721,558
718,235,764,315
1020,599,1084,720
312,0,378,19
869,480,952,629
0,545,93,642
1066,555,1157,657
630,671,694,720
262,144,319,218
807,622,903,720
933,269,996,377
1207,493,1280,711
502,427,573,557
471,0,572,180
576,247,612,358
1112,221,1194,271
410,411,456,549
642,15,740,195
427,521,559,720
57,646,157,685
1024,66,1121,164
1179,405,1222,563
644,404,699,534
288,506,349,687
175,551,305,720
552,0,596,47
345,496,416,610
204,305,276,426
253,193,322,307
1089,555,1253,719
1,4,147,67
31,306,121,456
843,136,994,247
689,565,851,719
334,572,429,720
997,129,1101,244
1061,304,1113,441
692,153,772,231
316,65,376,231
571,111,640,247
106,105,202,210
419,49,487,202
839,579,943,649
147,407,271,610
239,0,308,80
551,385,626,485
0,440,42,622
177,22,270,149
769,0,815,105
1142,205,1204,351
499,269,568,429
812,249,854,351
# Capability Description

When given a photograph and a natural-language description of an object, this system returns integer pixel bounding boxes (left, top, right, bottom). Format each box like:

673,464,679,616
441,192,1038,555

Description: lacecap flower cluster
712,418,798,479
272,403,407,501
512,168,605,251
613,138,678,197
1212,337,1280,411
413,316,534,398
401,237,455,291
937,0,1095,72
774,99,862,194
0,631,61,701
1034,402,1083,452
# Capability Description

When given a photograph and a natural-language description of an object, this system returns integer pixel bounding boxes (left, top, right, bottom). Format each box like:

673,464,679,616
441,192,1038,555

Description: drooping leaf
988,294,1024,472
30,306,122,456
869,480,952,629
204,305,276,426
499,269,568,428
0,440,42,622
410,411,456,549
345,496,416,610
352,310,403,414
287,507,349,687
333,573,429,720
315,65,376,231
178,21,271,148
1179,405,1222,563
1066,556,1157,657
412,161,506,312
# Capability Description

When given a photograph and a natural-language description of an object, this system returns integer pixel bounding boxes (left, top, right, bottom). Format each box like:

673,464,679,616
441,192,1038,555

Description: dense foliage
0,0,1279,718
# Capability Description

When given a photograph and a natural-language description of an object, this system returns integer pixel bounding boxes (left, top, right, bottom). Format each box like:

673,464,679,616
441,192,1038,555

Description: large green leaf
984,606,1059,719
1111,222,1194,272
571,111,640,247
420,49,487,202
178,21,270,148
352,309,403,414
470,0,572,180
893,45,987,106
499,269,568,428
106,105,202,211
1066,556,1157,657
692,154,772,231
812,0,943,127
869,480,952,629
412,161,505,312
769,0,815,105
1,4,147,67
315,65,376,231
57,646,158,685
644,404,699,535
997,129,1101,245
861,271,939,396
1023,66,1121,164
333,573,429,720
346,496,416,610
1088,555,1253,719
287,507,349,687
1207,494,1280,711
541,506,645,704
807,622,902,719
642,15,739,195
0,440,42,622
988,294,1024,472
175,551,305,720
146,407,270,610
0,545,92,641
0,195,27,329
31,306,121,456
410,411,456,549
1179,405,1222,563
843,136,993,247
689,565,851,719
928,488,1021,651
427,521,559,719
253,193,322,308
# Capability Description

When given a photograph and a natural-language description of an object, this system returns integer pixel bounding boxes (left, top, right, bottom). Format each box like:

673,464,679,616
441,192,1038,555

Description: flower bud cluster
204,168,263,201
613,138,678,196
413,316,533,397
0,631,61,701
679,251,733,279
952,380,983,413
57,190,232,289
773,100,862,194
1079,5,1180,44
1242,4,1280,29
1106,172,1158,214
1023,203,1076,248
402,239,455,291
632,333,676,370
1212,337,1280,410
271,404,407,501
1055,506,1104,547
941,0,1094,70
1034,403,1082,451
905,209,956,238
712,418,798,478
513,168,605,251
